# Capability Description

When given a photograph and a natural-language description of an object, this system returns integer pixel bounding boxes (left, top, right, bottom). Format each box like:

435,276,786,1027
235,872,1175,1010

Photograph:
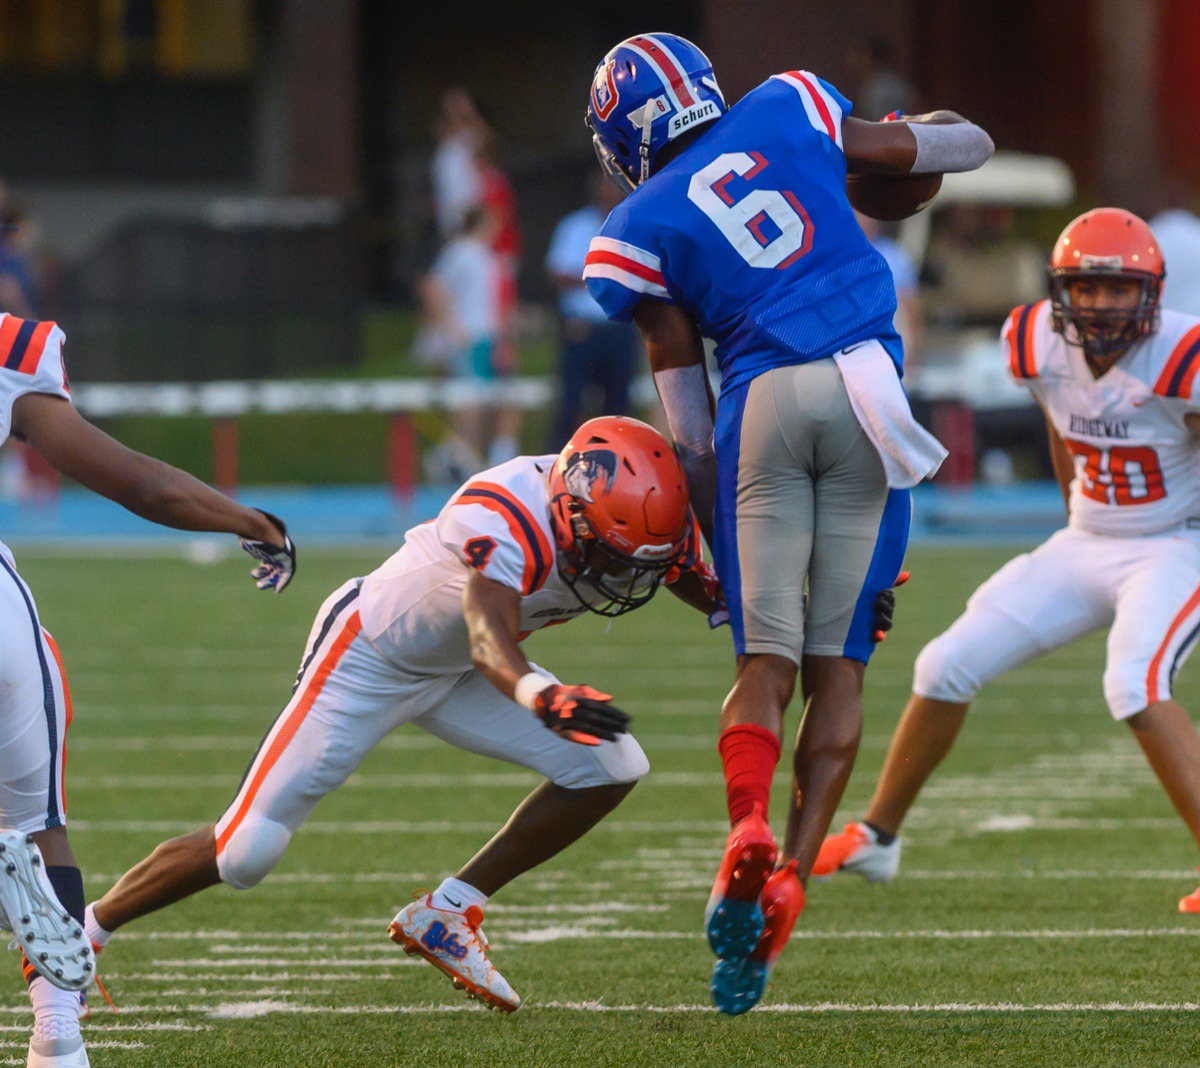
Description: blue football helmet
586,33,726,191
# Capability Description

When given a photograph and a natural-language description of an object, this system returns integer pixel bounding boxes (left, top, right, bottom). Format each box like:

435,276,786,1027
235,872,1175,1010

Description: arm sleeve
0,319,71,431
583,213,672,323
438,481,555,596
438,503,530,594
1002,304,1040,389
768,71,852,151
1152,320,1200,408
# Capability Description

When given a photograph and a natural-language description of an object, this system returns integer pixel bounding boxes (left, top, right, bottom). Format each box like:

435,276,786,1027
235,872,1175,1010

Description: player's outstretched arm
843,112,994,176
633,300,717,542
463,570,630,744
12,393,296,589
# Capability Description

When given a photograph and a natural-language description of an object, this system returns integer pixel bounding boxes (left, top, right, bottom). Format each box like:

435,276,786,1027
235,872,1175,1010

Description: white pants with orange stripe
213,579,649,890
913,524,1200,720
0,548,71,834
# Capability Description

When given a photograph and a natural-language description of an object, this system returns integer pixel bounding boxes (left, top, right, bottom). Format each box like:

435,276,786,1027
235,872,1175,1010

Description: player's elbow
967,127,995,170
911,122,995,174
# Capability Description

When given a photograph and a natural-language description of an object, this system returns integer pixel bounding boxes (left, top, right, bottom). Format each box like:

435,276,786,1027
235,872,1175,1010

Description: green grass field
8,544,1200,1066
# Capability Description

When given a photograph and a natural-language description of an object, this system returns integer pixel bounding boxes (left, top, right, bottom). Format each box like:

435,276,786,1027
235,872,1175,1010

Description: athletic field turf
9,545,1200,1066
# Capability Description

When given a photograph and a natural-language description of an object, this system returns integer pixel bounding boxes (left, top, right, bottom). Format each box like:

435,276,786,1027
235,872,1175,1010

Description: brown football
846,172,943,222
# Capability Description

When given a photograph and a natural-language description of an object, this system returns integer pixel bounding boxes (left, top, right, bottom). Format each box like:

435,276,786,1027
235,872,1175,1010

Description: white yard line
499,926,1200,943
61,999,1200,1018
68,815,1193,835
113,971,406,982
0,1022,204,1032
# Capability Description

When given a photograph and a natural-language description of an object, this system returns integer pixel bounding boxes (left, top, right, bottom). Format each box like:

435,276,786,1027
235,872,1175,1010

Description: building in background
0,0,1195,382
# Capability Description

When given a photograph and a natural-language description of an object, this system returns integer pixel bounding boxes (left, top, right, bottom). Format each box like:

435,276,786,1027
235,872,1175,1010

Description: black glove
239,510,297,593
533,685,631,746
872,570,910,643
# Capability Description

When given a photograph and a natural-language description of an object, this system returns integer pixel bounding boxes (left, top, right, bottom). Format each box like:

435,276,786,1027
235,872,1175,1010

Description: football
846,172,943,221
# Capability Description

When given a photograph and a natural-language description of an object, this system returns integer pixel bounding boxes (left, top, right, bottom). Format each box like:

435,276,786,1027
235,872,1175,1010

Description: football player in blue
584,33,993,1013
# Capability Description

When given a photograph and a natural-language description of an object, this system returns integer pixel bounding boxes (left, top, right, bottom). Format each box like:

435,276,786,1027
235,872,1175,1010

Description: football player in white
84,416,724,1014
816,208,1200,911
0,313,296,1067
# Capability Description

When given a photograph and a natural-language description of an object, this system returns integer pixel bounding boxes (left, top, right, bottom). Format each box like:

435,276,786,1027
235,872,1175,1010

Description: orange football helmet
548,416,691,617
1048,207,1165,357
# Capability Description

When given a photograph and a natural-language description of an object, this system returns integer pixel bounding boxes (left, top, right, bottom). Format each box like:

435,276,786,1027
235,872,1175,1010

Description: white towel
833,340,948,488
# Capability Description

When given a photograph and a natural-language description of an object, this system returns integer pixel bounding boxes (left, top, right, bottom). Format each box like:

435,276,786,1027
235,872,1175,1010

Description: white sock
431,877,488,913
29,977,81,1043
84,903,112,949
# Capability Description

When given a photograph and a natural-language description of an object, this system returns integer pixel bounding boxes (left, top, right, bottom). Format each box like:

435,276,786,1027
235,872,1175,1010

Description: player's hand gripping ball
534,685,631,746
846,109,942,222
846,172,942,221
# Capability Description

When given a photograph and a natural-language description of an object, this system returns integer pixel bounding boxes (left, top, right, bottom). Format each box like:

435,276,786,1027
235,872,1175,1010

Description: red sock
718,723,781,826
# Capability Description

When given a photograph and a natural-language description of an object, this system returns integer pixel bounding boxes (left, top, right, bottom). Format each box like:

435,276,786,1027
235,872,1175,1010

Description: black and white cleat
0,831,93,991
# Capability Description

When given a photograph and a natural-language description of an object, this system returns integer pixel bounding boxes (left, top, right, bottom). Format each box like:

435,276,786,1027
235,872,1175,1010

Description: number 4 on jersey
687,151,813,270
463,537,498,570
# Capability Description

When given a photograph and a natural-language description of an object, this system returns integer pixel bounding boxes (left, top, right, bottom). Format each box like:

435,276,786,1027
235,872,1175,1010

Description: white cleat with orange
812,821,901,883
388,895,520,1012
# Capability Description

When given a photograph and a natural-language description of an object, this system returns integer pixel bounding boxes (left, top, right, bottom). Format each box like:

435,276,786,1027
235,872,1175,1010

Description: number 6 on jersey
688,151,812,270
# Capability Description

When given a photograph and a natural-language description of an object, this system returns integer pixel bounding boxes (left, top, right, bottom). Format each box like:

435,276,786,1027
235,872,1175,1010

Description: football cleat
711,860,805,1016
705,805,778,961
388,895,520,1012
27,1034,89,1067
1179,872,1200,913
812,821,900,883
0,832,92,992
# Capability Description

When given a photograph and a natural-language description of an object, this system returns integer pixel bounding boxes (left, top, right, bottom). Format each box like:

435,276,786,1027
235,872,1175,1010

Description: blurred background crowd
2,0,1200,530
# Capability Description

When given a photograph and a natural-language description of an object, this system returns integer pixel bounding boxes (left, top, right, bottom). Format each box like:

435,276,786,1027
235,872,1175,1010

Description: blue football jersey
584,71,902,396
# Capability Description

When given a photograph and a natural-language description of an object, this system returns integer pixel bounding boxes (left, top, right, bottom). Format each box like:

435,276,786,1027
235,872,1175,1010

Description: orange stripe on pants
216,611,363,854
1146,584,1200,705
41,630,72,819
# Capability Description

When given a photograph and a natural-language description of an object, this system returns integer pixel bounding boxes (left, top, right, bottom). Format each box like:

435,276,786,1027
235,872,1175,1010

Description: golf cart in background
898,152,1077,486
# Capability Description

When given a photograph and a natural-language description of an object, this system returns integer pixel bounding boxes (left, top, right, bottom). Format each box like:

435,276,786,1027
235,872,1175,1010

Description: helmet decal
1078,254,1124,270
592,60,619,121
562,449,618,504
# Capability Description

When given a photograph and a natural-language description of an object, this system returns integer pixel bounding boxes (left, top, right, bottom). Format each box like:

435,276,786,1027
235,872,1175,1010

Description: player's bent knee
216,816,292,890
1102,668,1148,722
912,635,979,704
551,733,650,790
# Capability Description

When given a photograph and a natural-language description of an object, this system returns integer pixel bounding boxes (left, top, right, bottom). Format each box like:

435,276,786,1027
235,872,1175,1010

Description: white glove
239,510,297,593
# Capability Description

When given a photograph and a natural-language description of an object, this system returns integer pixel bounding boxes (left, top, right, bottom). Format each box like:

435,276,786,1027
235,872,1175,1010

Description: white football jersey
359,456,607,675
1004,300,1200,536
0,315,71,562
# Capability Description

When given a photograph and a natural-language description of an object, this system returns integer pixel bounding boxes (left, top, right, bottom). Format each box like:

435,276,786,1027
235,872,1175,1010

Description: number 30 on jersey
688,151,813,270
1064,440,1166,506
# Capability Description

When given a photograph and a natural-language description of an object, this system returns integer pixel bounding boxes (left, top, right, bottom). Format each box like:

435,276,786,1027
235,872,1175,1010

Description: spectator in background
1149,182,1200,317
545,173,641,450
855,211,924,366
414,206,499,483
431,88,488,240
844,36,917,122
0,205,38,318
476,134,522,464
0,201,50,501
